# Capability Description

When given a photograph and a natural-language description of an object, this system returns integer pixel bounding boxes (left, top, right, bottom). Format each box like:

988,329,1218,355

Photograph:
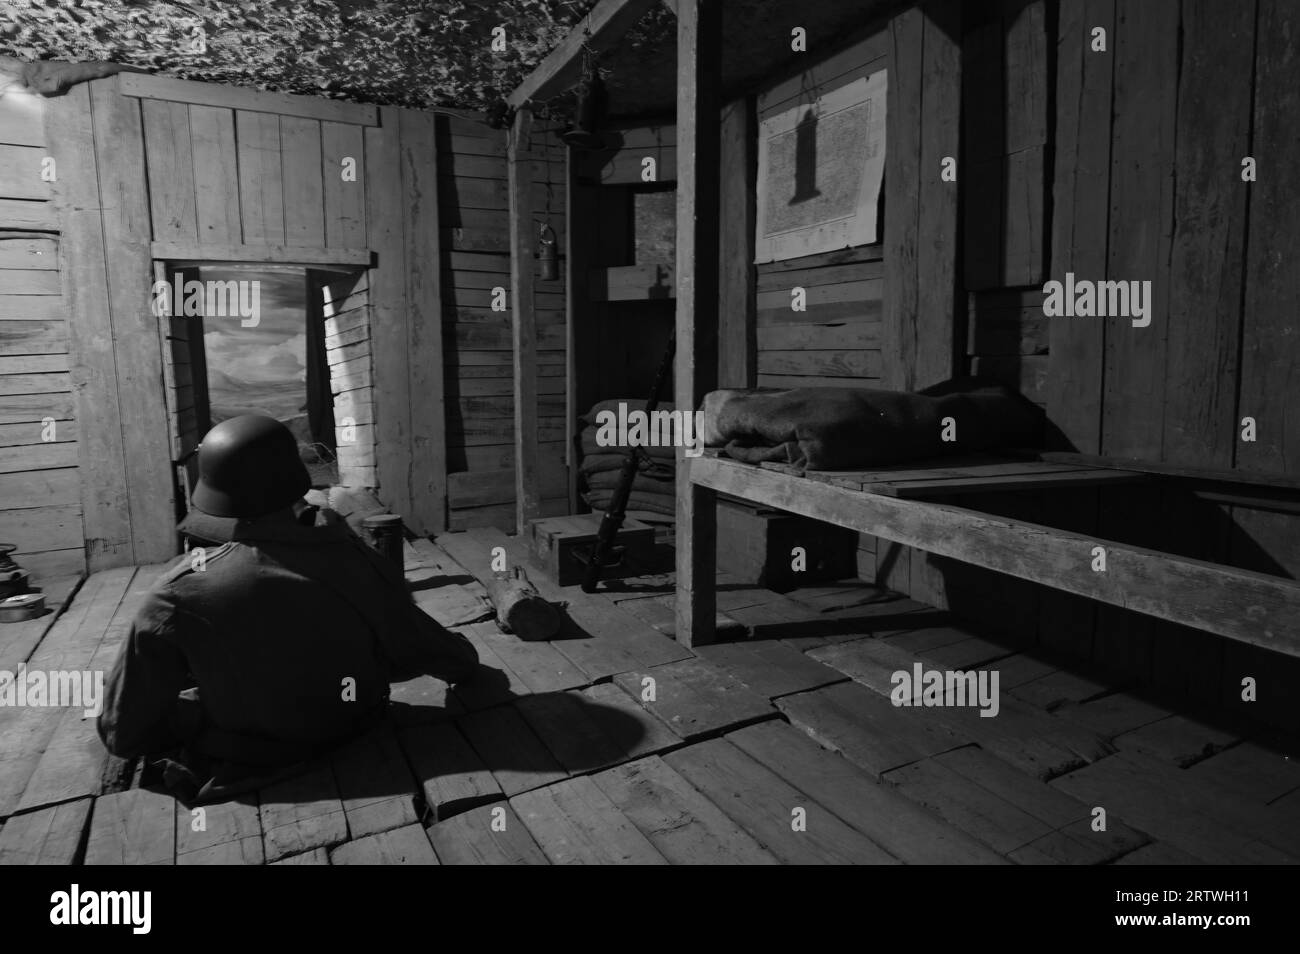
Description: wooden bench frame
678,454,1300,654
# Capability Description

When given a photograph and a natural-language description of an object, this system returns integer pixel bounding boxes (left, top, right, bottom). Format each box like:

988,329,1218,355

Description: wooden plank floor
1,527,1296,865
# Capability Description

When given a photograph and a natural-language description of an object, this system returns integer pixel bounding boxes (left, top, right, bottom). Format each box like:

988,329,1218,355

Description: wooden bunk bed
682,451,1300,653
660,0,1300,653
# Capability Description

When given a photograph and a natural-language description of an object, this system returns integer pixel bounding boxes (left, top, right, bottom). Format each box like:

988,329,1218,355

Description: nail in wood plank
330,823,438,865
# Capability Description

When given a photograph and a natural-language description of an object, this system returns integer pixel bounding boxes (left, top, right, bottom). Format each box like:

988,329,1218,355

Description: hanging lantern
561,68,608,150
537,223,559,281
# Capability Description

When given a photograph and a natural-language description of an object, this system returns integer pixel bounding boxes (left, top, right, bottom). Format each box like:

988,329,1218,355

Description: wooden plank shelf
688,454,1300,654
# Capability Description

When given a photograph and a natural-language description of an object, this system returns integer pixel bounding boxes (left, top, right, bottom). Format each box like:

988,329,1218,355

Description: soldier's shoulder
156,542,239,586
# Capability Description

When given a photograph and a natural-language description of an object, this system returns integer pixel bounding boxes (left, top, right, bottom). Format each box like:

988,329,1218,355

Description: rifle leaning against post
580,329,676,593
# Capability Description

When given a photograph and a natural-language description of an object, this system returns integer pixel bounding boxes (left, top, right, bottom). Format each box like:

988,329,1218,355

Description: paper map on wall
754,70,887,263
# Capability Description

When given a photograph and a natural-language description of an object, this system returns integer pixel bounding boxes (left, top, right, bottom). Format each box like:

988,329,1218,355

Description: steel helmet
190,415,311,518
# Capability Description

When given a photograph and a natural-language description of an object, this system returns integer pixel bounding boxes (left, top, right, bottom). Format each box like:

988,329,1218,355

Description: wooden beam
44,84,131,569
691,455,1300,654
718,97,756,389
509,107,540,533
399,108,446,533
674,0,722,648
150,241,370,266
366,106,414,521
507,0,660,108
118,72,378,126
89,79,177,563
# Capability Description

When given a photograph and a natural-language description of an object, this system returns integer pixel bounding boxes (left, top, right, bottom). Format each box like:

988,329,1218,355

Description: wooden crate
527,514,656,586
716,496,858,592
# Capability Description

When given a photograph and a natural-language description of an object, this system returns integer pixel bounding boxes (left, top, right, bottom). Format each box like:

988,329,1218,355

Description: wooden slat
400,108,446,533
330,726,420,839
510,774,669,864
509,106,539,533
426,802,550,864
913,0,962,389
1100,0,1177,458
119,72,378,125
400,722,502,820
0,198,57,231
150,240,369,265
366,106,413,521
674,0,722,648
881,6,924,390
0,144,49,201
0,92,44,146
235,110,286,245
593,755,779,864
84,787,175,865
690,455,1300,652
1159,0,1253,467
176,798,264,865
258,763,349,863
188,104,241,245
1238,0,1300,475
0,269,59,295
719,100,756,392
322,121,367,247
728,720,1006,864
665,738,900,864
43,86,130,567
457,704,567,798
0,798,90,864
331,824,439,864
0,237,57,270
140,99,198,243
610,658,775,741
1046,0,1114,454
508,0,661,107
281,116,326,246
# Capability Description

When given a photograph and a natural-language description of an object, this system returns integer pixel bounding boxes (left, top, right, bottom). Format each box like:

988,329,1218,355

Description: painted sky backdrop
200,267,307,422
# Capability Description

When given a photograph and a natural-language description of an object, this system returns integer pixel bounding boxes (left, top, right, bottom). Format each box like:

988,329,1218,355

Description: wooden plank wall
0,90,84,579
322,272,376,487
869,0,1300,733
30,74,455,568
751,33,890,392
438,114,568,530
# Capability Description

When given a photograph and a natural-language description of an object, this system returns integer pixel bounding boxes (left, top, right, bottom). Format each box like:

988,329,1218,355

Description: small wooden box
528,514,656,586
716,497,857,592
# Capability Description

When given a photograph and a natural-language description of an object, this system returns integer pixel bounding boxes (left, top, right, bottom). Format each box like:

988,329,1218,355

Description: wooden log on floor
485,565,561,640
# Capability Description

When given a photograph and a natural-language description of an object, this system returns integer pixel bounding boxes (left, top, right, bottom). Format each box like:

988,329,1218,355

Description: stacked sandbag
577,399,677,518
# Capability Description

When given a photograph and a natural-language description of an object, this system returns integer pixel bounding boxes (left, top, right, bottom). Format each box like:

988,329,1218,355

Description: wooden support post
509,106,540,533
88,79,178,563
674,0,722,647
399,108,447,533
718,97,756,389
